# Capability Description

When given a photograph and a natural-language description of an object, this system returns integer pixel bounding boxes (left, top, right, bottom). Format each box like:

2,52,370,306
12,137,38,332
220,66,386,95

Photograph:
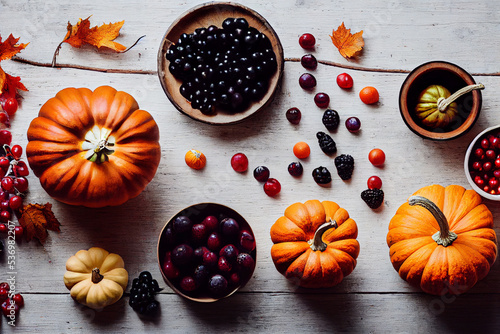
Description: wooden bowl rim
464,124,500,200
157,1,284,125
399,60,482,141
156,202,257,302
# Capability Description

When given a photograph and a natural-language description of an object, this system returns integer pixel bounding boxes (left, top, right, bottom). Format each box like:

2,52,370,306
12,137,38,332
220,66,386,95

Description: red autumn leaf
330,22,364,59
0,34,28,97
19,203,61,244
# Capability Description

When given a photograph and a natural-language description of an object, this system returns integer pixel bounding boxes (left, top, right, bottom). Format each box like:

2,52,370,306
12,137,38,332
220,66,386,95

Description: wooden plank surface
0,0,499,332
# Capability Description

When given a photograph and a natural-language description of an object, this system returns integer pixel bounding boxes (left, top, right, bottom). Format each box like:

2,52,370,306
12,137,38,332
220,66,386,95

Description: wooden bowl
157,203,257,302
399,61,482,140
464,125,500,200
157,2,284,125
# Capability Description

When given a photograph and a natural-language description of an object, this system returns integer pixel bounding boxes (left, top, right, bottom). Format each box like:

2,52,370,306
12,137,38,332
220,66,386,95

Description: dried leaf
0,34,28,97
19,203,61,244
330,22,364,59
63,17,126,52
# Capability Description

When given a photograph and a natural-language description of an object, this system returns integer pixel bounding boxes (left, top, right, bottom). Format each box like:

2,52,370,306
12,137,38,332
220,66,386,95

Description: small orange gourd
26,86,161,208
387,184,497,295
270,200,360,288
185,149,206,170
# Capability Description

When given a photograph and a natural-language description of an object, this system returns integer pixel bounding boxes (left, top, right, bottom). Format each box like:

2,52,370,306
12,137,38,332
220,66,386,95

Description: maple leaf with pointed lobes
19,203,61,244
330,22,364,59
0,34,28,97
63,17,127,52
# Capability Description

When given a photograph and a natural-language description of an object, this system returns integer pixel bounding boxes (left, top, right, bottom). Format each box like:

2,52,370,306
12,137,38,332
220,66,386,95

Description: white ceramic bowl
464,125,500,200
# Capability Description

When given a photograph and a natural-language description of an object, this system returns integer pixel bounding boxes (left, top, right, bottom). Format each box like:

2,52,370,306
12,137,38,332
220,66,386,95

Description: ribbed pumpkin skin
387,184,497,295
26,86,161,208
270,200,359,288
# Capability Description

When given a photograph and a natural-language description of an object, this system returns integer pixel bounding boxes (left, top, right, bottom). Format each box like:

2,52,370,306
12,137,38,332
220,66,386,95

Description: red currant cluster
0,97,19,127
469,134,500,195
0,282,24,319
0,129,29,236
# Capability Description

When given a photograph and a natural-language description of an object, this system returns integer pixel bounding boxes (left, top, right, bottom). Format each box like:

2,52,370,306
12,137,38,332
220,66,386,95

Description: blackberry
129,271,162,315
316,132,337,155
312,166,332,184
322,109,340,131
361,188,384,209
334,154,354,180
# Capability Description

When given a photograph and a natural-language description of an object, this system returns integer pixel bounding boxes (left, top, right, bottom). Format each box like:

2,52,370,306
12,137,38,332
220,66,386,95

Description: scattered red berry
253,166,270,182
0,223,6,233
12,294,24,307
337,73,353,89
9,195,22,211
367,176,383,190
0,130,12,146
299,33,316,49
264,178,281,196
11,145,22,160
286,107,301,125
301,54,317,70
3,98,18,116
14,225,23,239
1,177,14,192
231,153,248,173
13,177,28,193
345,117,361,133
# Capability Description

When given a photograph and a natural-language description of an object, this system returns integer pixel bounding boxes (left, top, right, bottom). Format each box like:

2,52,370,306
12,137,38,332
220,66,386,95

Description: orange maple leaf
330,22,364,59
19,203,61,244
63,16,127,51
0,34,28,97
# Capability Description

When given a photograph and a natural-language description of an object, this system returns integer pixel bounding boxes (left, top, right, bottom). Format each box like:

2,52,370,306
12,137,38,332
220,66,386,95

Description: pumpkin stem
408,195,458,247
309,219,338,252
437,83,484,112
83,126,116,164
91,268,104,284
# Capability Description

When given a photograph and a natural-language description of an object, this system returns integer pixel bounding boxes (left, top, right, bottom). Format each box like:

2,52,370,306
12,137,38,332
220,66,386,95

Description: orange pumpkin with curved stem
26,86,161,208
270,200,359,288
387,184,497,295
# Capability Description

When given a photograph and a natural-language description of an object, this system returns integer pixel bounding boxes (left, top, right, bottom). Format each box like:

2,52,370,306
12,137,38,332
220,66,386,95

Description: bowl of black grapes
157,2,284,125
157,203,257,302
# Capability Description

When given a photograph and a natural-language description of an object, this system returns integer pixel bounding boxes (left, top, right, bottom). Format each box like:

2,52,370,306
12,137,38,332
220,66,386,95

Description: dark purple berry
253,166,270,182
314,93,330,108
286,107,301,125
219,244,239,263
301,54,317,70
173,216,192,235
220,218,240,238
312,166,332,184
171,244,194,267
288,162,303,177
345,117,361,133
322,109,340,131
208,274,228,298
299,73,316,90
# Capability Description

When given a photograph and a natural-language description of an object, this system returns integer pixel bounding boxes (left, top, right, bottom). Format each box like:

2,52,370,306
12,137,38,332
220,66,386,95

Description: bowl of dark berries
399,61,483,140
464,125,500,200
157,2,284,125
157,203,257,302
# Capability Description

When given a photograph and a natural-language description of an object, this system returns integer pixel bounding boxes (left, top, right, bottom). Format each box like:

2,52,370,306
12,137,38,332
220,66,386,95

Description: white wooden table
1,0,499,332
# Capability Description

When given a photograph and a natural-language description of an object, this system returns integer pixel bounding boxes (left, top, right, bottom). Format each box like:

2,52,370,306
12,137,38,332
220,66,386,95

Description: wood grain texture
0,0,499,332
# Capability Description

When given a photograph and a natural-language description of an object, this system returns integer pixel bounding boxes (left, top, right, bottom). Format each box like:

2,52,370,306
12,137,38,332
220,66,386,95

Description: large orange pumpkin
387,184,497,295
26,86,161,208
270,200,360,288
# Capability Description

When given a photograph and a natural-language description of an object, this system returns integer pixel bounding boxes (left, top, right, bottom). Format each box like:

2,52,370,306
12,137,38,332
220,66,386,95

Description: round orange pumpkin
387,184,497,295
26,86,161,208
270,200,360,288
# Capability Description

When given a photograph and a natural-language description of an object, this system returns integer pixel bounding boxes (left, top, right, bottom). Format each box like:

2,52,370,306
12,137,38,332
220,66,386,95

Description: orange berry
293,142,310,159
359,86,379,104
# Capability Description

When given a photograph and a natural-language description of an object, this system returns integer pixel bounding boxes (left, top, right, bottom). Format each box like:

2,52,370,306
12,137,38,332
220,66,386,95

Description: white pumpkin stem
408,195,457,247
91,268,104,284
309,219,338,252
437,83,484,112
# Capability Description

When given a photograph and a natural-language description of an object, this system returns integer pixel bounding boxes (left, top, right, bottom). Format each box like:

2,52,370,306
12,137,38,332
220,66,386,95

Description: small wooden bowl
157,203,257,302
464,125,500,200
399,61,482,140
157,2,284,125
